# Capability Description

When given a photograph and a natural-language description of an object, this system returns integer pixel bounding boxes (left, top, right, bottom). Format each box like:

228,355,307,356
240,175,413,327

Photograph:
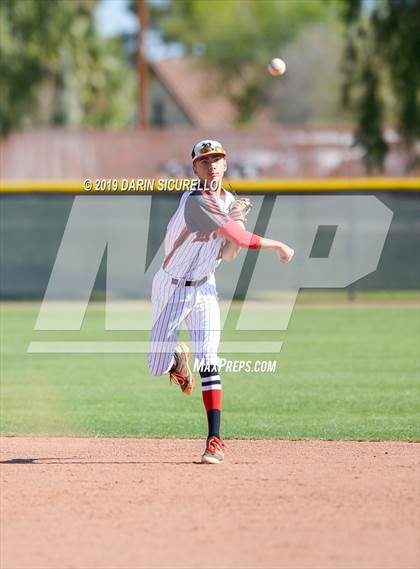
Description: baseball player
148,140,294,464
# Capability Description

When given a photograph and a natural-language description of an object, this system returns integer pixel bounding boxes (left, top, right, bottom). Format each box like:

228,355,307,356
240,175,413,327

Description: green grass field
1,296,419,440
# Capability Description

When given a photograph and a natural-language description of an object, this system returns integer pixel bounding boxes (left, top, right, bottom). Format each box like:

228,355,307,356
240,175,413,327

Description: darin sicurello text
118,179,219,192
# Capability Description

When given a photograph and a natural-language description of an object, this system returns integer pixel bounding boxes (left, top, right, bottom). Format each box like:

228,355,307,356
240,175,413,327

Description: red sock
202,389,222,412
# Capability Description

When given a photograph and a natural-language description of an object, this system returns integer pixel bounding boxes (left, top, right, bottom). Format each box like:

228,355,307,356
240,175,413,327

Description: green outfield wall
0,181,418,298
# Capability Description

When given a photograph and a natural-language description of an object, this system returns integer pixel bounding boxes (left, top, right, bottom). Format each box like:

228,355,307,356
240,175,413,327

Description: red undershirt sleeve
218,220,261,249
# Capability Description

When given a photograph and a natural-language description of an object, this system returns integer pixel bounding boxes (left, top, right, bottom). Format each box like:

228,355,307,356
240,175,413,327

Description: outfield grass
1,298,419,440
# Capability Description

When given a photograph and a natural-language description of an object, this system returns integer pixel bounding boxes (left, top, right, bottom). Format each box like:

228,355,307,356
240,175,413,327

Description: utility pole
137,0,149,127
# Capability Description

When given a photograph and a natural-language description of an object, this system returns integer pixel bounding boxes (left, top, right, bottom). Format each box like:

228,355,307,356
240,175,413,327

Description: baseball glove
228,197,253,223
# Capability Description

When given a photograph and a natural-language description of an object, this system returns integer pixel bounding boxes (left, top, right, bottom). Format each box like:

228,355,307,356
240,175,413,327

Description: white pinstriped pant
147,268,221,376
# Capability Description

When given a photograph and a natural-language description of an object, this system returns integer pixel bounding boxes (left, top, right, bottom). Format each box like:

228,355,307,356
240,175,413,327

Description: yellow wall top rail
0,177,418,193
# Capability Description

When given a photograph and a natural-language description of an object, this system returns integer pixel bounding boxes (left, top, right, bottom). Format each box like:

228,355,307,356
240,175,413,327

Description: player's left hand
228,197,253,223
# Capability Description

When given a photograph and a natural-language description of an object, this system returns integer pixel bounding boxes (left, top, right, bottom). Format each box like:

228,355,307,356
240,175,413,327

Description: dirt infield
1,438,419,569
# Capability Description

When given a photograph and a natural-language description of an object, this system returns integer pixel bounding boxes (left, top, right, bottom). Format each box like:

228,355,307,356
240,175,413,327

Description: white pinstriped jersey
162,187,235,280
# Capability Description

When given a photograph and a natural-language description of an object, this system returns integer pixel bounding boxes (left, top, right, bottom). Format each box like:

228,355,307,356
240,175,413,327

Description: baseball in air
268,58,286,76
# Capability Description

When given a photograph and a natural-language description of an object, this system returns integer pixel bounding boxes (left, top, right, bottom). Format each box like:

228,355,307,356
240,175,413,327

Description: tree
150,0,333,124
0,0,135,136
341,0,420,171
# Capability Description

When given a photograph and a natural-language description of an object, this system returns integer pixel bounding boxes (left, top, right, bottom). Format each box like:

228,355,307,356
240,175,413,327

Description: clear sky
95,0,138,37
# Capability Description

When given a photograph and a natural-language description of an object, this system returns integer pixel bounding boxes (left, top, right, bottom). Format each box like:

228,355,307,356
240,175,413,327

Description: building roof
150,57,270,129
